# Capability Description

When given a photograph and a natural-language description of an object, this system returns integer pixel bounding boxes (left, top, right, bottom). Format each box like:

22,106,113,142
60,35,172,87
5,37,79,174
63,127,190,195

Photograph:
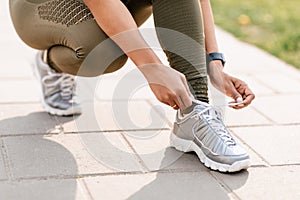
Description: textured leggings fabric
9,0,208,102
152,0,208,102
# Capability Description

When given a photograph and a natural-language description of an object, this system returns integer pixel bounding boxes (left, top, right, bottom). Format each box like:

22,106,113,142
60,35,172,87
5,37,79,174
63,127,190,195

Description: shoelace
42,73,76,100
194,105,236,146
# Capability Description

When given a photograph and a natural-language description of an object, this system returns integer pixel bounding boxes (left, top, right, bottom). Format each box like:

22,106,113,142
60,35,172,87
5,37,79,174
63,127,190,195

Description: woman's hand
139,64,193,110
208,61,255,109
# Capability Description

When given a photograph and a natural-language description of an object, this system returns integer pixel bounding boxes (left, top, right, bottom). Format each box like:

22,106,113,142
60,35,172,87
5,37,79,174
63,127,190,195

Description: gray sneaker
170,100,250,172
34,51,81,116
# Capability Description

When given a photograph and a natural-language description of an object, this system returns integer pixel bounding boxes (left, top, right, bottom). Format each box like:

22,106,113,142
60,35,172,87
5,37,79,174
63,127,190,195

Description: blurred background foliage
211,0,300,69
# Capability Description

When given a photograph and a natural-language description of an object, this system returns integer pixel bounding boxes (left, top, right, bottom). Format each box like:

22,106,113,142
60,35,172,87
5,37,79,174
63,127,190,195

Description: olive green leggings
9,0,208,102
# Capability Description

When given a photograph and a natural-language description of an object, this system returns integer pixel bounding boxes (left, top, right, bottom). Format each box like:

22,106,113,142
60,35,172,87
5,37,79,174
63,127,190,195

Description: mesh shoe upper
35,51,81,115
173,101,249,165
42,73,77,110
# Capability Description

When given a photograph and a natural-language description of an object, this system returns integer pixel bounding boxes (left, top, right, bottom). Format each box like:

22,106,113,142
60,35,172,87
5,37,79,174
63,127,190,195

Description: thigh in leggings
9,0,152,76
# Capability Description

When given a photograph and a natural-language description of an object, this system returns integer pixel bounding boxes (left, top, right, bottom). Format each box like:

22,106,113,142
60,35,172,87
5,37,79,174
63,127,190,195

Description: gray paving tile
252,94,300,124
0,104,65,135
0,45,35,78
77,132,143,172
232,125,300,165
0,22,24,43
224,106,272,127
230,128,269,167
276,65,300,81
4,132,142,179
84,172,230,200
1,4,25,43
0,80,40,103
254,72,300,94
0,179,86,200
44,133,126,174
216,28,290,75
234,74,276,96
94,67,157,101
75,63,147,101
1,38,35,57
4,136,79,179
212,166,300,200
241,145,268,167
1,2,12,18
0,148,7,181
60,100,169,133
122,130,208,171
0,2,6,12
0,61,34,78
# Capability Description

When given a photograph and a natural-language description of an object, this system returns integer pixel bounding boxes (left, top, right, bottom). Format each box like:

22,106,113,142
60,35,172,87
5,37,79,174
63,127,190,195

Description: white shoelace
194,105,236,146
42,73,76,100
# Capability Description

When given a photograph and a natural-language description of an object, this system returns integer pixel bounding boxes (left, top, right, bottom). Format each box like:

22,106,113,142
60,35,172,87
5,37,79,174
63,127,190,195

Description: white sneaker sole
170,132,250,172
41,99,81,116
33,52,82,116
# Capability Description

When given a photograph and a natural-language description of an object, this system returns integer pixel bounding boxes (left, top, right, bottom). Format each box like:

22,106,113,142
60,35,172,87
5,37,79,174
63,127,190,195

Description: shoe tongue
193,104,207,112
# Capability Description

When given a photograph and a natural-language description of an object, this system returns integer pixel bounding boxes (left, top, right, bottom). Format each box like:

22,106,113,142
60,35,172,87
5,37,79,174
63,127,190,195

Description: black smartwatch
207,52,226,67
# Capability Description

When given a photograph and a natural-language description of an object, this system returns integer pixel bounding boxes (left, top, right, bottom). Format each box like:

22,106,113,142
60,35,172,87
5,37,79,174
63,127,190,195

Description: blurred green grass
211,0,300,69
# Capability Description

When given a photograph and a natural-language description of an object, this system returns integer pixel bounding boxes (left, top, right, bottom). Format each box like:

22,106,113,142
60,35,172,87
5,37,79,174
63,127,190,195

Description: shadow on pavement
0,112,79,200
128,147,249,200
0,112,72,135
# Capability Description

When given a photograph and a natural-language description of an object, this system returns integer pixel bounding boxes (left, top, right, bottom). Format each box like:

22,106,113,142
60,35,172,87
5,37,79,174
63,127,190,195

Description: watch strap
207,52,226,67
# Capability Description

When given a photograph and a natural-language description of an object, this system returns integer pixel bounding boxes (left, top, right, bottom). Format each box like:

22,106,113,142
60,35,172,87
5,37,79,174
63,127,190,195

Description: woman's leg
9,0,153,116
9,0,152,76
151,0,251,173
152,0,209,103
126,0,152,27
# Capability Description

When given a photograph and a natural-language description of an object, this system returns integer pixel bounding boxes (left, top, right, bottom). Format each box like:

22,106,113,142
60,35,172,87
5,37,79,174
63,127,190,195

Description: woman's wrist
207,60,224,77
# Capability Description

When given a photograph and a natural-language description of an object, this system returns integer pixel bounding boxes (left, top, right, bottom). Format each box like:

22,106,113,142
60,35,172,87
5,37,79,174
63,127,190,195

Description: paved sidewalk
1,2,300,200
